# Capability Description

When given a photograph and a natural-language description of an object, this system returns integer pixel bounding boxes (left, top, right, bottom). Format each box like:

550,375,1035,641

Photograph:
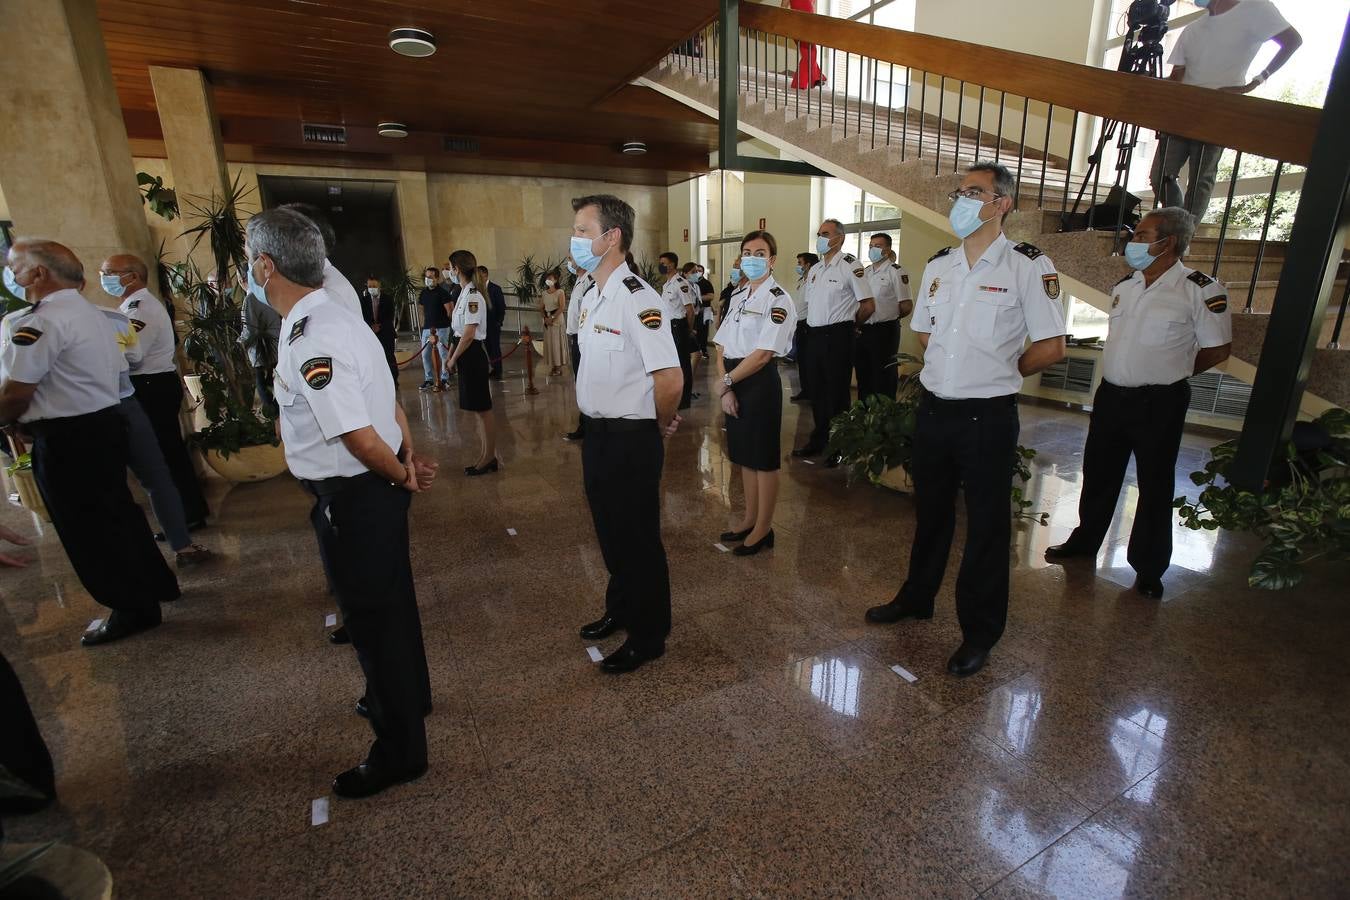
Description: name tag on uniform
593,324,621,336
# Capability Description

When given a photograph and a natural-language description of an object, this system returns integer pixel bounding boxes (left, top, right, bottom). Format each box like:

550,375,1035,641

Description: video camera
1120,0,1175,73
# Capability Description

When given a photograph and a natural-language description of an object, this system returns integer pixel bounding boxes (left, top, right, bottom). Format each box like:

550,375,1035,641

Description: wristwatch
722,373,734,388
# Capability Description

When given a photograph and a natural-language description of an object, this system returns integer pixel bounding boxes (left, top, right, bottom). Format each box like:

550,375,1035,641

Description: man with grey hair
1046,207,1231,599
245,207,436,799
1,239,180,646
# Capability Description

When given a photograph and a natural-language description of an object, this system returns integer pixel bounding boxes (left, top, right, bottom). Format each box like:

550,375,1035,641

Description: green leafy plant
4,452,30,475
1175,407,1350,590
509,255,545,310
381,269,420,333
137,171,179,221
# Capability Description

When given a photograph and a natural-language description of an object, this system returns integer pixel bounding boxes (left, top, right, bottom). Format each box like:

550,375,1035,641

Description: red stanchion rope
394,335,535,370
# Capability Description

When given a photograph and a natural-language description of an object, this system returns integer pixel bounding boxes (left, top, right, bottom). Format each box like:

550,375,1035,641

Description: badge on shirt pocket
301,357,333,390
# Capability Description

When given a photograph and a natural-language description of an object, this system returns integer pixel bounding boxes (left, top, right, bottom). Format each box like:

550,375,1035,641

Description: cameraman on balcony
1150,0,1302,221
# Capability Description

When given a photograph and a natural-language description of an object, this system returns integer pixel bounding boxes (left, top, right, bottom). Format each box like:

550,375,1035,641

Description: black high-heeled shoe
466,458,500,477
733,530,775,556
720,527,753,543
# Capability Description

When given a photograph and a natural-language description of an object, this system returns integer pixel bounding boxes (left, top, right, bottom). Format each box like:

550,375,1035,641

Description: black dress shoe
823,453,843,469
792,444,823,458
579,615,622,640
1134,577,1165,599
80,612,162,648
564,429,585,442
947,642,990,677
1044,542,1096,561
864,597,934,624
599,642,665,674
466,458,499,477
720,527,753,543
733,530,774,556
789,392,809,402
332,762,427,799
328,625,350,645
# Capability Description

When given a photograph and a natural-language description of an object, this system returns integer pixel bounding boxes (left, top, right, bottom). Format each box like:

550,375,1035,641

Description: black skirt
724,358,782,472
457,340,492,412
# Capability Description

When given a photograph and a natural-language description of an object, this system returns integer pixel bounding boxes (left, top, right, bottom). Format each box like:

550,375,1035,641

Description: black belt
300,470,383,498
810,321,855,331
861,319,899,328
586,418,657,434
24,406,120,436
130,370,178,381
921,392,1017,411
1100,379,1189,394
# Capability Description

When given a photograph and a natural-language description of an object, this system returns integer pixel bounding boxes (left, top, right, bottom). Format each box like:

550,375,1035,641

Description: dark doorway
256,176,403,292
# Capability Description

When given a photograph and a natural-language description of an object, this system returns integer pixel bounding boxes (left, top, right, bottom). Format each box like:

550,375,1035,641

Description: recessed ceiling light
388,27,436,57
621,141,648,155
378,122,409,138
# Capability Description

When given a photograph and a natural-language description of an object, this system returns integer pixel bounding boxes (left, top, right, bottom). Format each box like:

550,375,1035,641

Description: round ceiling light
377,122,409,138
621,141,648,155
388,28,436,58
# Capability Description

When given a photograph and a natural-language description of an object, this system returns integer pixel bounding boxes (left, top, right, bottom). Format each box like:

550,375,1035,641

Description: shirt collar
281,288,330,330
962,232,1011,271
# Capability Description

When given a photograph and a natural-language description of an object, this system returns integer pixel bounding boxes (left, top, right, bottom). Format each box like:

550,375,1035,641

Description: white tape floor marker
506,527,517,536
324,613,337,628
714,543,730,553
889,663,919,684
586,646,604,663
87,618,104,632
311,797,329,826
802,459,816,465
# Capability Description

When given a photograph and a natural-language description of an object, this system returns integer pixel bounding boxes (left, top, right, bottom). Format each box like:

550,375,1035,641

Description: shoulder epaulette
842,253,856,263
928,247,953,263
1187,270,1214,288
125,299,141,310
288,316,308,344
1115,273,1134,287
623,276,643,294
769,286,786,296
1013,242,1044,260
892,263,902,270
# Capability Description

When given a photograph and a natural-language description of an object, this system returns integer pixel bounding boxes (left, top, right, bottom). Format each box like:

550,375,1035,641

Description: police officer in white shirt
101,253,212,530
563,255,594,442
442,250,499,475
866,163,1067,678
1046,208,1231,599
280,202,364,321
788,252,817,400
794,219,875,465
856,233,913,401
1150,0,1301,218
0,239,180,647
571,194,683,674
659,252,696,409
246,208,436,799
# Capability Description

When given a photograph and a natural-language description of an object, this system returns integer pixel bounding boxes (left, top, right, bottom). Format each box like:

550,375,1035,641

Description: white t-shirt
1170,1,1292,90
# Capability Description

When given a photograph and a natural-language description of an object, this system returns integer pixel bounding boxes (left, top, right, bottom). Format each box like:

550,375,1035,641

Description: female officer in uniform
443,249,499,476
714,231,796,556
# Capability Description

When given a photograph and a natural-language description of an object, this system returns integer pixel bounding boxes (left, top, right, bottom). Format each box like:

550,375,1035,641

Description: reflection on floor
3,350,1347,898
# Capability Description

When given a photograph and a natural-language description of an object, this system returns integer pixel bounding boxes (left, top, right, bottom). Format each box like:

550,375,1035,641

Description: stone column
148,66,232,276
395,172,437,275
0,0,155,305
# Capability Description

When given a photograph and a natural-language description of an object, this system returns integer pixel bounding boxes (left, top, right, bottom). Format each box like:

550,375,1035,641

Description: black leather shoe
599,642,665,674
823,453,843,469
792,444,823,458
1044,542,1096,561
328,625,350,645
579,615,622,640
720,527,753,543
466,458,499,477
1134,577,1165,599
80,613,162,648
733,530,774,556
564,429,585,442
789,392,809,402
865,597,934,624
332,762,427,799
947,642,990,677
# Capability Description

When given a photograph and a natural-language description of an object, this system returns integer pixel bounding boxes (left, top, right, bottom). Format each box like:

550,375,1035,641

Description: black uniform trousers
0,650,55,815
671,319,694,409
583,419,671,653
1066,379,1191,581
131,371,209,524
694,312,710,355
855,319,901,402
806,322,856,450
303,472,430,774
377,331,398,383
569,333,587,437
898,393,1019,650
30,407,178,621
791,321,811,397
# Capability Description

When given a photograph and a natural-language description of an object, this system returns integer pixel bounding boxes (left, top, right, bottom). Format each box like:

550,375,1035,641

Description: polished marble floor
2,349,1347,898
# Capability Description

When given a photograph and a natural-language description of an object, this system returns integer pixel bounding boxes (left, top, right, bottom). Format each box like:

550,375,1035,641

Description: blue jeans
421,327,452,383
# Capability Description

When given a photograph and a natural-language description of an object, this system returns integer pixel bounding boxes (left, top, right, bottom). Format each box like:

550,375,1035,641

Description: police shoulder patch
623,276,643,294
769,286,786,297
11,326,43,346
1042,274,1061,300
638,308,663,330
1188,270,1215,288
928,246,953,263
852,267,866,278
680,283,690,293
770,306,788,324
288,316,308,344
1204,295,1229,314
130,318,147,332
300,357,333,390
1013,242,1044,260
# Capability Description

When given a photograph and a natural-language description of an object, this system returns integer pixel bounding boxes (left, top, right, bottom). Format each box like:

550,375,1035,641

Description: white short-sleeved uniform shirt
0,289,123,421
322,260,364,320
865,260,913,324
791,279,809,321
1104,262,1233,388
119,287,176,375
566,274,593,336
714,275,797,360
99,308,140,400
660,273,694,321
451,285,487,340
576,270,681,419
274,289,401,480
1170,1,1292,89
914,235,1067,399
804,251,874,326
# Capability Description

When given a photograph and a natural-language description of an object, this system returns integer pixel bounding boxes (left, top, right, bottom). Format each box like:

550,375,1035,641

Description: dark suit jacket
486,282,507,327
359,290,396,331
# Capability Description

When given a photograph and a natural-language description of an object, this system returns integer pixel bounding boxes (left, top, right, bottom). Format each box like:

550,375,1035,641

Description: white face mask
368,286,381,299
546,279,556,288
424,277,435,289
441,268,453,282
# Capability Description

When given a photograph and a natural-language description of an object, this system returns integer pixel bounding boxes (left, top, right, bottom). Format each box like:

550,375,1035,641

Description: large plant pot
10,468,51,521
878,464,913,493
203,443,287,483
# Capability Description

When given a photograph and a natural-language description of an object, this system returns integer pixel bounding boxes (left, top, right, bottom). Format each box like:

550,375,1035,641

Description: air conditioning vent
442,136,480,153
302,123,347,145
1039,356,1095,393
1188,371,1251,418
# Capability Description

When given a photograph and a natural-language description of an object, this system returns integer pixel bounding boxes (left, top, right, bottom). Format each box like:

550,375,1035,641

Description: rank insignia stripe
770,306,788,324
1204,295,1229,313
1042,274,1061,300
638,308,663,330
130,319,147,332
1188,270,1215,287
125,300,140,310
928,247,952,262
769,286,786,296
300,357,333,390
11,326,42,346
1013,242,1045,260
623,276,643,293
468,301,479,314
289,316,309,344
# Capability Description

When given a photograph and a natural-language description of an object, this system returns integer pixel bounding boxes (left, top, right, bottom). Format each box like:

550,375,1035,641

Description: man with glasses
793,218,875,466
866,163,1066,678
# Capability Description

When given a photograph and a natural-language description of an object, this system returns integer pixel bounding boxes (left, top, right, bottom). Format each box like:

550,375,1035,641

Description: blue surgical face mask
815,235,832,256
246,257,271,307
739,256,769,281
1194,0,1210,7
566,260,577,275
729,269,742,285
3,266,27,302
795,264,805,277
569,232,609,273
1124,238,1166,270
100,274,127,297
949,195,994,240
868,246,884,263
